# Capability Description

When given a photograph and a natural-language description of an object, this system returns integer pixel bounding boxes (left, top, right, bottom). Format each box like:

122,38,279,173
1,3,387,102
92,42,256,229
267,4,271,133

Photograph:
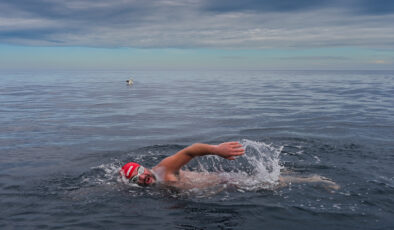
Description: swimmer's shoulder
152,165,180,183
165,173,179,183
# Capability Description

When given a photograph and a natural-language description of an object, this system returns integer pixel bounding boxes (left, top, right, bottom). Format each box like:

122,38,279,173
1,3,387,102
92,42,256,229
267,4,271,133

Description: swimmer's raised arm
154,142,245,175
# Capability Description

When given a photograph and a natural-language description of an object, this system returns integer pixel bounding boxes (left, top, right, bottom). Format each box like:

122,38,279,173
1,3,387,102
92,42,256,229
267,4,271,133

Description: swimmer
121,142,244,187
120,142,339,190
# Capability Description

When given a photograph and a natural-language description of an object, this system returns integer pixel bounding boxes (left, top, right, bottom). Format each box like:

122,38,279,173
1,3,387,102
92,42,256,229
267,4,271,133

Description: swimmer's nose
138,174,146,183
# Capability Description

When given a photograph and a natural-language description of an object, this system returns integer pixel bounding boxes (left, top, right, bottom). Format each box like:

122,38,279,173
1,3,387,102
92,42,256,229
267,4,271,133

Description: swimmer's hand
214,142,245,160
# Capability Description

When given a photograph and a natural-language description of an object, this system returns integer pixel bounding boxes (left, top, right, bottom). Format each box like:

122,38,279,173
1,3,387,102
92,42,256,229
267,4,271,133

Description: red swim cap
120,162,141,179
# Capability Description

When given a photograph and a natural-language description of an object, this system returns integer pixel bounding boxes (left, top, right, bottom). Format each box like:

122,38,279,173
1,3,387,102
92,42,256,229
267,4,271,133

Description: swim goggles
130,166,145,183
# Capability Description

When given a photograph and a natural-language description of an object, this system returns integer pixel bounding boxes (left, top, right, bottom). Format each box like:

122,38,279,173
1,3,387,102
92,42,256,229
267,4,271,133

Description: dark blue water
0,70,393,229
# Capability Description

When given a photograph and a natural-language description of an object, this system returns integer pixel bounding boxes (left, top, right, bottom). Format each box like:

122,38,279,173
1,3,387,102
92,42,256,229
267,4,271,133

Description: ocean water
0,70,393,229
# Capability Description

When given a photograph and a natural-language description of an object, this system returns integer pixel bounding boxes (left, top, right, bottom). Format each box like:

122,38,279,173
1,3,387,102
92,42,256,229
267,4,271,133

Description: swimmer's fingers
229,143,245,158
232,149,245,155
227,142,243,148
223,142,245,151
216,142,245,159
231,145,245,153
226,151,244,160
226,148,245,160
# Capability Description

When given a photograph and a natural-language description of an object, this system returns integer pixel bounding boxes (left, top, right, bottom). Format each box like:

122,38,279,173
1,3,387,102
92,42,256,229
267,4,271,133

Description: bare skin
127,142,339,191
128,142,245,187
153,142,245,182
279,175,340,190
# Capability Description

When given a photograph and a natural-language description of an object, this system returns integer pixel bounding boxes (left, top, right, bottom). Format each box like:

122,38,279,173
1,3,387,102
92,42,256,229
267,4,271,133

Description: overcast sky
1,0,393,70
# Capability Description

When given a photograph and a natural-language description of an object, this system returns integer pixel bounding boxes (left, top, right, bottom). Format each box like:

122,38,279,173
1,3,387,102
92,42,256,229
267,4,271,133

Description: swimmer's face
130,166,156,186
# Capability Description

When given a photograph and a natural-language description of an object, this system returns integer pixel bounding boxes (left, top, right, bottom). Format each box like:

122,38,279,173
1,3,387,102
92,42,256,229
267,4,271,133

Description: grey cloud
0,0,155,27
0,0,393,49
201,0,334,13
279,56,350,60
201,0,394,15
355,0,394,15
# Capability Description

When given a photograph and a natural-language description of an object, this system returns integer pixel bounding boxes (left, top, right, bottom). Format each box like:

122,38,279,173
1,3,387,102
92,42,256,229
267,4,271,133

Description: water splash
81,162,122,185
239,139,283,185
190,139,284,191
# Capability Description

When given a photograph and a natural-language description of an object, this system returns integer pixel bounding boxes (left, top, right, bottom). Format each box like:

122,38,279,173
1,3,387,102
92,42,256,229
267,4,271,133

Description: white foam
191,139,284,191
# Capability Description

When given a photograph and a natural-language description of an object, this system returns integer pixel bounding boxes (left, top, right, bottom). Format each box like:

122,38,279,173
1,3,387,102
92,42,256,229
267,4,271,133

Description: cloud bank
0,0,394,49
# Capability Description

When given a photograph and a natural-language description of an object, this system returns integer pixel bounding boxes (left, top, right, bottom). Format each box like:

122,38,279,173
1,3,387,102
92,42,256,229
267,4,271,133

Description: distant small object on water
126,78,134,86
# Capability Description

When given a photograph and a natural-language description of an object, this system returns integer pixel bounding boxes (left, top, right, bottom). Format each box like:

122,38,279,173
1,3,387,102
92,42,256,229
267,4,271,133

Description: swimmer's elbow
184,143,214,157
